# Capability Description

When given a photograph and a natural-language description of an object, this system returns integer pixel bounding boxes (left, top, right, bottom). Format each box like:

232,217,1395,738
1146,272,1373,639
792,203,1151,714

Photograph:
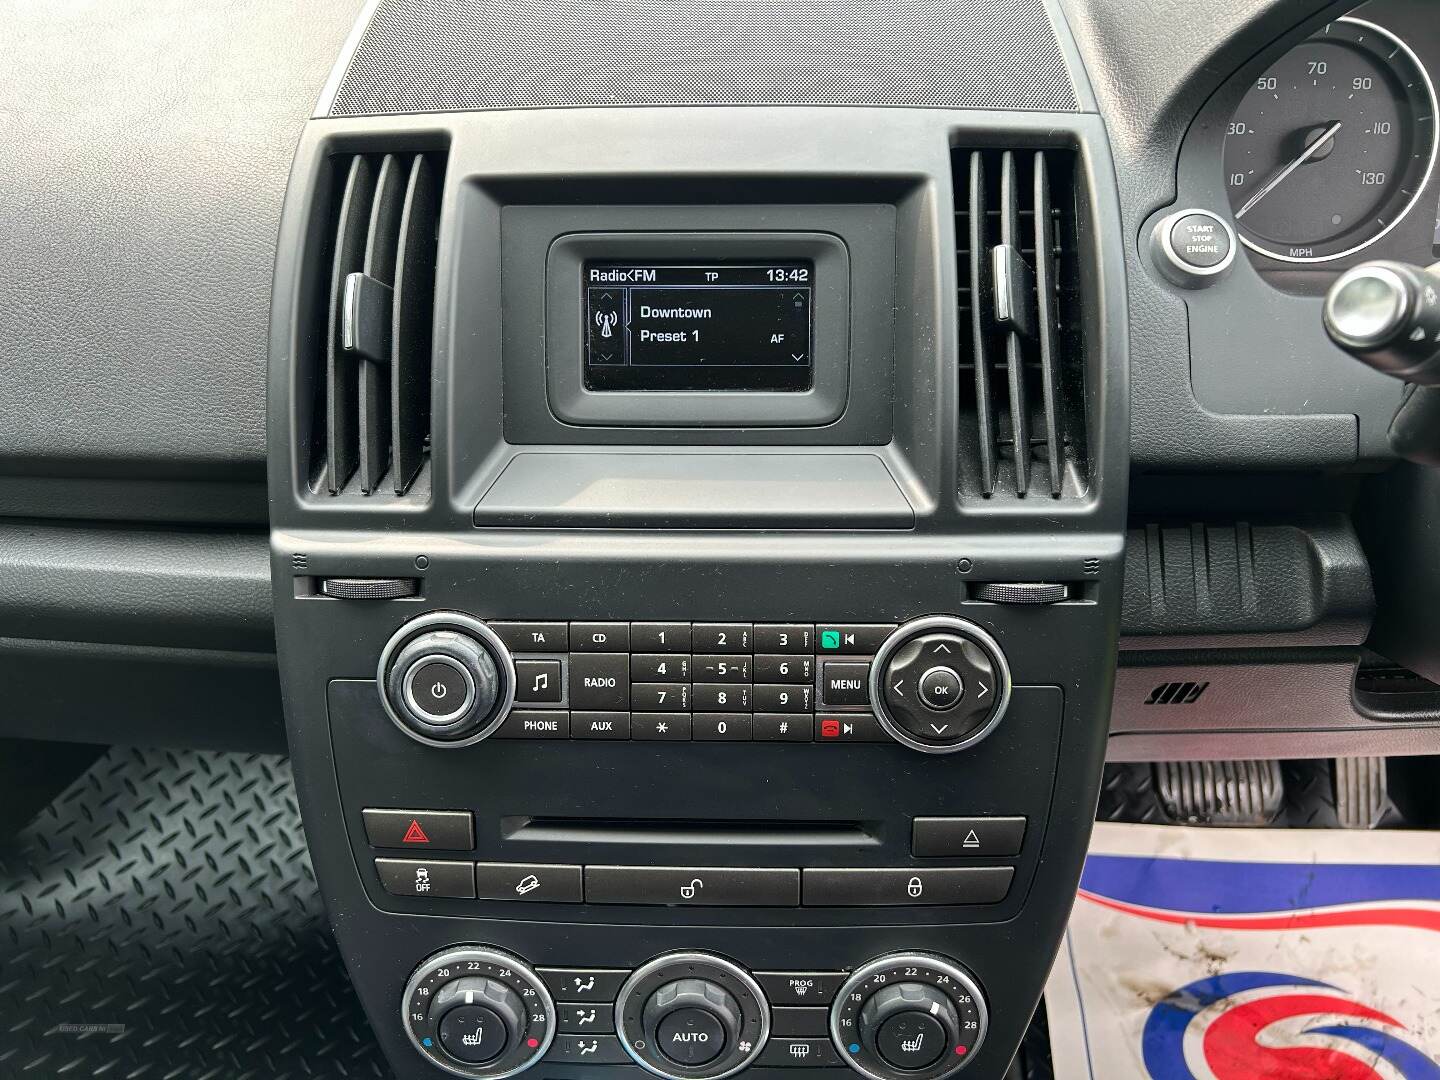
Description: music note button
515,659,563,704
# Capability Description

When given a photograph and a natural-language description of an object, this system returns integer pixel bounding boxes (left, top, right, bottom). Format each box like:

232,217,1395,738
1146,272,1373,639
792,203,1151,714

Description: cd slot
501,816,879,848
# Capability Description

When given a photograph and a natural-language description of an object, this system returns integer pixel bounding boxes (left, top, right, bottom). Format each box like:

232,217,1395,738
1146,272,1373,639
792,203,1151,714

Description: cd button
571,622,630,652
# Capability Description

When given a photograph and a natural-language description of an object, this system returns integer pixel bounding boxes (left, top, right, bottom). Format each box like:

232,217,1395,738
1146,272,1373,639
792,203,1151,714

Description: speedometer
1223,17,1438,263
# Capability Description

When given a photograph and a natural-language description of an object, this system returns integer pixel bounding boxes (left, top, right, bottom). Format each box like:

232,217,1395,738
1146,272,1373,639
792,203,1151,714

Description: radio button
694,713,751,741
572,711,631,739
632,653,691,681
694,683,750,712
495,710,569,738
571,622,630,652
754,654,813,683
632,713,693,741
816,624,895,654
821,661,871,706
693,654,751,683
569,653,629,710
753,624,815,654
753,684,812,713
630,622,691,652
753,714,812,741
489,621,568,652
815,715,889,742
515,659,563,704
693,623,752,654
632,683,690,712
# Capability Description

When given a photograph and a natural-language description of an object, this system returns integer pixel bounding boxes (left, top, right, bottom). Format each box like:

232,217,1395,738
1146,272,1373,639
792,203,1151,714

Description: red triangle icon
402,819,430,844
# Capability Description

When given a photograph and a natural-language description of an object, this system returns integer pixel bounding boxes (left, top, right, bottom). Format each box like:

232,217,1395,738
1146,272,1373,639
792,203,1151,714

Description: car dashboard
3,1,1440,1079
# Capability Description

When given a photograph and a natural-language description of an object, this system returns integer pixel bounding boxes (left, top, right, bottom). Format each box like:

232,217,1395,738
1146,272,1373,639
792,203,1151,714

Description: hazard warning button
362,808,475,851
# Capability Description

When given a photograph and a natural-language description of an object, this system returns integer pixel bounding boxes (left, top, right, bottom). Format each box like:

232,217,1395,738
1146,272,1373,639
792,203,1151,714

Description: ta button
918,666,963,711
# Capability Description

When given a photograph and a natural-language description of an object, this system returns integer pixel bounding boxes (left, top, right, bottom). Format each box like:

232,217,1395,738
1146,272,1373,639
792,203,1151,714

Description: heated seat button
374,858,476,898
821,661,871,706
515,659,562,703
569,653,629,709
362,808,473,850
474,862,583,902
438,1004,508,1063
877,1011,945,1070
912,816,1027,857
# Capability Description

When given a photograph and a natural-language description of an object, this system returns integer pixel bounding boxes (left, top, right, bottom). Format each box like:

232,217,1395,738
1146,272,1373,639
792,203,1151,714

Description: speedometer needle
1235,120,1343,219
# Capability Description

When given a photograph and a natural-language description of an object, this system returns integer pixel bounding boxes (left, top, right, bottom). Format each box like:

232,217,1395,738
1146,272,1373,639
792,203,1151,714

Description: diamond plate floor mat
0,747,391,1079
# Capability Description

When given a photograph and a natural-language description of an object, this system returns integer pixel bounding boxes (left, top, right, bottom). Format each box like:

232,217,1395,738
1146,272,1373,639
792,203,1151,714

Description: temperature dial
830,954,988,1080
402,945,555,1079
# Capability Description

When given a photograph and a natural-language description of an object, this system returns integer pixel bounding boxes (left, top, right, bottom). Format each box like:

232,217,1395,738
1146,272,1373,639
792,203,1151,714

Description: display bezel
543,231,853,428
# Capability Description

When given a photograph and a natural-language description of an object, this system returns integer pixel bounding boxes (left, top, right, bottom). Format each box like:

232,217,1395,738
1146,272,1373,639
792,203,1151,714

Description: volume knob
378,612,516,748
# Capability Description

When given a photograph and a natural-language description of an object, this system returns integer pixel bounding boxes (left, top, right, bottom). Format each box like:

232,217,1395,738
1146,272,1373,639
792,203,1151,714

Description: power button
403,656,476,725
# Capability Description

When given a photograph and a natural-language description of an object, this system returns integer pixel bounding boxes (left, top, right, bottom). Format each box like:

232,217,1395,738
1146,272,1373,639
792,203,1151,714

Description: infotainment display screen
583,262,814,391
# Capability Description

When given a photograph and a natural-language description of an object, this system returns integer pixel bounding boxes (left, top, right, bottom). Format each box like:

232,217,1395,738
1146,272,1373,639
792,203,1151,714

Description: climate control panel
375,614,1011,754
402,948,987,1079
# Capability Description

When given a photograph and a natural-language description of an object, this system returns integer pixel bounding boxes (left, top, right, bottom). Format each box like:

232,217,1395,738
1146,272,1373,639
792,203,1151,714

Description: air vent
954,148,1089,499
314,150,445,497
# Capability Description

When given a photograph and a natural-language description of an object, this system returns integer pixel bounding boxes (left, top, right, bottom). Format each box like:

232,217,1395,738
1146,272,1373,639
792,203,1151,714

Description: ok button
918,666,963,711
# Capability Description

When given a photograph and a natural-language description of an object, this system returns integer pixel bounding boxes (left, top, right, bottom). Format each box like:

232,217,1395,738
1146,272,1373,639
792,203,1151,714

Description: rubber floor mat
0,747,391,1079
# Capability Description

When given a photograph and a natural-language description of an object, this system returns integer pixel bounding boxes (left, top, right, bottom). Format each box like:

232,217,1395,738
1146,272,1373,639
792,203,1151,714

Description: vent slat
998,151,1031,496
325,156,376,495
1032,152,1063,497
968,151,997,496
390,153,440,496
357,153,407,494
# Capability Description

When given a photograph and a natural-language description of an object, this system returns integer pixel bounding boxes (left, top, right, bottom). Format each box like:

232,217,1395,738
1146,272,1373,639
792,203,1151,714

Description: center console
268,102,1127,1080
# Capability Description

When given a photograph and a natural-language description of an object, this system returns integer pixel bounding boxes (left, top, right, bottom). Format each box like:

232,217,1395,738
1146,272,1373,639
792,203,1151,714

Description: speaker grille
327,0,1078,115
